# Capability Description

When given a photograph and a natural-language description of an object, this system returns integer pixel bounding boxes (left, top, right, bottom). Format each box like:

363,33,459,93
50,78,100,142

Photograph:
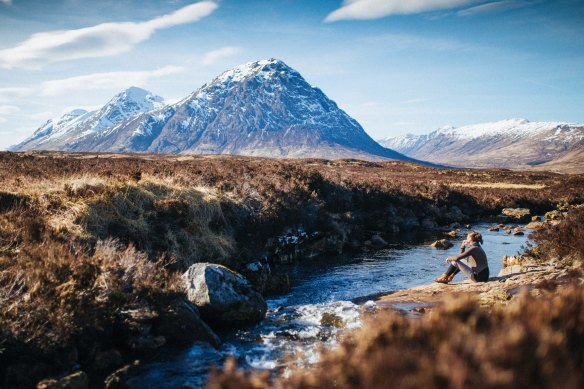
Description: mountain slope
379,119,584,173
55,59,417,162
11,87,165,151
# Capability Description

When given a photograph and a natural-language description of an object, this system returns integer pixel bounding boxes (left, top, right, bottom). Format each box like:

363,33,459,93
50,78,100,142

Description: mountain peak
213,58,298,85
111,86,165,109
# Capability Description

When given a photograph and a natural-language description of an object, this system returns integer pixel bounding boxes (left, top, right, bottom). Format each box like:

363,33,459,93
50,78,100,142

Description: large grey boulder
182,263,267,325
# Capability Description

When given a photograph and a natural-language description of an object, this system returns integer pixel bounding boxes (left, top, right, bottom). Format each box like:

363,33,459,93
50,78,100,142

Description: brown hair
468,231,483,245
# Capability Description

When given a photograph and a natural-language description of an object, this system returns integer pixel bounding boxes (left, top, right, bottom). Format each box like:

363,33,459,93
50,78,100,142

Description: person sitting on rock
434,231,489,284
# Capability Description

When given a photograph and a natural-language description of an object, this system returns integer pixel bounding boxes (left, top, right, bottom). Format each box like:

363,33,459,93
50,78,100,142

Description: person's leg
452,259,475,281
474,267,489,282
435,264,460,284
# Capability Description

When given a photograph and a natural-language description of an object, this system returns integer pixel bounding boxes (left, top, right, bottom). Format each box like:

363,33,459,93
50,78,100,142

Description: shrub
209,282,584,389
530,207,584,264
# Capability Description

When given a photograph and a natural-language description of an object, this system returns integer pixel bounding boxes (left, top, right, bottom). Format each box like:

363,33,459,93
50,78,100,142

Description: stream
127,223,530,388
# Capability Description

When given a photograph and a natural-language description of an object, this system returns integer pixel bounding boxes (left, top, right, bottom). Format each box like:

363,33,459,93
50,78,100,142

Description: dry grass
449,182,547,189
1,151,583,387
209,280,584,389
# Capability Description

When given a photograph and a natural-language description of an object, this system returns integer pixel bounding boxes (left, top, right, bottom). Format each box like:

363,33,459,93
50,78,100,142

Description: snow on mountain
379,119,584,172
11,87,165,151
41,58,420,162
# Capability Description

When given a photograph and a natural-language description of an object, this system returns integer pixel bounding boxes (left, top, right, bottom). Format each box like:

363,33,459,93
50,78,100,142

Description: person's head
467,231,483,245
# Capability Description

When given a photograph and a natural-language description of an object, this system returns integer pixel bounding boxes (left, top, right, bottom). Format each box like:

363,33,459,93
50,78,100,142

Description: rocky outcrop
182,263,267,325
375,260,573,312
545,210,563,221
501,208,531,223
431,239,453,249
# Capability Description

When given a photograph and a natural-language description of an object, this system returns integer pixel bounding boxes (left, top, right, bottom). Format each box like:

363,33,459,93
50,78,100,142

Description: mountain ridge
12,59,419,163
11,86,165,151
379,118,584,173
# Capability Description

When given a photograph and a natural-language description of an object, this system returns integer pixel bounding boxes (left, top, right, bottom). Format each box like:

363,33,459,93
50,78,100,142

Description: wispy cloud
0,87,34,103
325,0,473,22
0,1,218,69
0,105,20,115
458,0,533,16
0,0,12,6
41,66,186,96
201,46,243,66
0,105,20,125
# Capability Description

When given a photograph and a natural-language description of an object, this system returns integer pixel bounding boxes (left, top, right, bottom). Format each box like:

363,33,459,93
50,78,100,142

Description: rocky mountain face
13,59,416,162
379,118,584,173
11,87,165,151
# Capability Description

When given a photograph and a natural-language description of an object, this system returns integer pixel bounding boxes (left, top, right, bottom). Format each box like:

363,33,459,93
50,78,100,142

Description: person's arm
453,246,476,261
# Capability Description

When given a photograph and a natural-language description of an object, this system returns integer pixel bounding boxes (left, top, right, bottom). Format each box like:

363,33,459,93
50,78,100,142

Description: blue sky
0,0,583,149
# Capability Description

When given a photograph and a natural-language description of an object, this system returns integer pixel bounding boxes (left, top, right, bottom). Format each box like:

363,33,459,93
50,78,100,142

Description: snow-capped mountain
379,118,584,172
17,59,418,162
11,87,165,151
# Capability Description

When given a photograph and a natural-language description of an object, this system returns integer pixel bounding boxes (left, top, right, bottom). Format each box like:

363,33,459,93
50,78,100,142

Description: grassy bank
1,151,583,387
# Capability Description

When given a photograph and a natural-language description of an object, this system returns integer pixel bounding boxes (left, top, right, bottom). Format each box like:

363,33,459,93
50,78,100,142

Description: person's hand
445,256,457,264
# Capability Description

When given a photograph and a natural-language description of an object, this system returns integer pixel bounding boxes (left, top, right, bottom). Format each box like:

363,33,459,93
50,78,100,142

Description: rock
513,227,525,236
498,223,506,228
505,228,512,234
240,260,271,293
544,210,562,221
104,361,139,389
320,312,344,328
525,221,544,229
182,263,267,325
370,234,388,248
431,239,453,249
264,272,291,295
117,307,166,351
488,226,499,232
498,264,525,277
531,215,541,222
38,371,89,389
446,231,457,238
93,349,123,372
154,299,221,348
501,208,531,222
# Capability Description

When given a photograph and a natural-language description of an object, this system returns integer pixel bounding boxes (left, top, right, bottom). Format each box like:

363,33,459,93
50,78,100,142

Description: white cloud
0,1,218,69
0,0,12,6
0,87,34,103
41,66,187,96
201,46,243,66
458,0,531,16
325,0,473,21
0,105,20,115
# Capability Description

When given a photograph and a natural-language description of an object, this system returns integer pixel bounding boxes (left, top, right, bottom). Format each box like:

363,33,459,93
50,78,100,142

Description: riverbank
375,259,574,313
1,152,583,388
209,207,584,389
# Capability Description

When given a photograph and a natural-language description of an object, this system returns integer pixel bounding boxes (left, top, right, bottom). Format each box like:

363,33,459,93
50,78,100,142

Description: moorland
1,151,583,388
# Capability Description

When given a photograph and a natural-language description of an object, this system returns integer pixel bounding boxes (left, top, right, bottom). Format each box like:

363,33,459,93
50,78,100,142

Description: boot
434,273,450,284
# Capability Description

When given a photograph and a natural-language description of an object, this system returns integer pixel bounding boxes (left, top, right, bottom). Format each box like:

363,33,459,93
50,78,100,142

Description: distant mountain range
379,119,584,173
12,59,417,163
13,87,165,151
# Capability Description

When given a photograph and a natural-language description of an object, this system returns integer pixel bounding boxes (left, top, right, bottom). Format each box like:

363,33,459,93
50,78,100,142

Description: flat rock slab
375,263,568,311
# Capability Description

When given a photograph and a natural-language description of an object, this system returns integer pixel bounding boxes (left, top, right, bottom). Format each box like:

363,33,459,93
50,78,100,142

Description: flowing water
128,223,530,388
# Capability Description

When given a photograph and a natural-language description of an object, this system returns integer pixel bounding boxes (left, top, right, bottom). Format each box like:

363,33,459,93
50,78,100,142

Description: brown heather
1,151,583,387
209,281,584,389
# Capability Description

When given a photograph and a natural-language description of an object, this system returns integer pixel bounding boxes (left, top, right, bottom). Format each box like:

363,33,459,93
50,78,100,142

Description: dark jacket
454,243,488,273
